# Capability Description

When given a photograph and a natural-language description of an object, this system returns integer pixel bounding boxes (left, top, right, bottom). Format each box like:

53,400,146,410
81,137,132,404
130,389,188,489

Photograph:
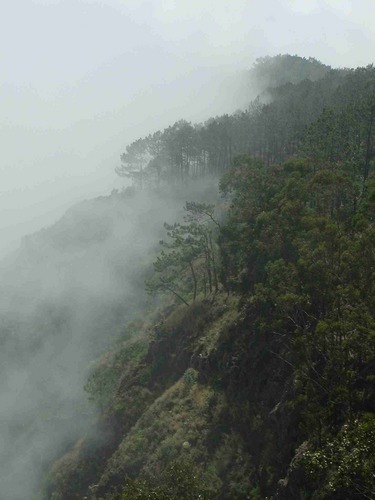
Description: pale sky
1,0,374,255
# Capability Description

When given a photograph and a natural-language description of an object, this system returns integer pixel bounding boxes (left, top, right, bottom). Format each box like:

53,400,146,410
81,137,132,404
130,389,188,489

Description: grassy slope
45,292,303,499
40,58,375,499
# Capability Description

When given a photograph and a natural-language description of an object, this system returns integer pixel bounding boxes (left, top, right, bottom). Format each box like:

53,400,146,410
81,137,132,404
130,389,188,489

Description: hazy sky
1,0,374,255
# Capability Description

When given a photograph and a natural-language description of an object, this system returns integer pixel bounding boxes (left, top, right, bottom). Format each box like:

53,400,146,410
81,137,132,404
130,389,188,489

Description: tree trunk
189,262,197,301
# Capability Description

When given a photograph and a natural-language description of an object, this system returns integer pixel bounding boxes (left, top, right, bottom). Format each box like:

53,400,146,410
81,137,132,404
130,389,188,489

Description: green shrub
303,414,375,498
115,459,215,499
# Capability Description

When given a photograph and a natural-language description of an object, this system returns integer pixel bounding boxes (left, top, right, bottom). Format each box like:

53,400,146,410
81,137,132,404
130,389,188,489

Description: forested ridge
30,55,375,499
115,55,351,185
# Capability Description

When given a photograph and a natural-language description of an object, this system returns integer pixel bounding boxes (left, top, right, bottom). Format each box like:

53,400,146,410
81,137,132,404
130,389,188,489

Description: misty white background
1,0,374,256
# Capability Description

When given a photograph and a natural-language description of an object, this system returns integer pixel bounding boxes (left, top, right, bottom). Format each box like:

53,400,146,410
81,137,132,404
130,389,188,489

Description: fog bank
1,0,374,255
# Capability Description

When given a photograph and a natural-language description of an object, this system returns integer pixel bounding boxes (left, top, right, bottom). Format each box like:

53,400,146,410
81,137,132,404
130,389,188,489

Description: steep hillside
45,295,297,499
0,183,220,500
116,55,352,188
1,55,373,499
42,58,375,499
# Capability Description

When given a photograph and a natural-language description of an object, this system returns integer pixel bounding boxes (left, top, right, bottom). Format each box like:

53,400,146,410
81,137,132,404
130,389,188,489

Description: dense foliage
44,56,375,499
116,56,354,187
145,202,220,306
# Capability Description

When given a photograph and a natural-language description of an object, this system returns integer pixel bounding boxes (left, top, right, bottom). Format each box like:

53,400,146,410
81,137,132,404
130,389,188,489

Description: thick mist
0,180,221,499
0,67,250,258
1,1,375,498
1,0,375,256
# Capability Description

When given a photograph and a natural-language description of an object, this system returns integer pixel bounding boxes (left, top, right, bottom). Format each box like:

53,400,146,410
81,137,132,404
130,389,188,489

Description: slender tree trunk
189,261,197,301
204,236,212,293
209,233,219,293
163,285,190,306
363,104,374,183
203,273,207,297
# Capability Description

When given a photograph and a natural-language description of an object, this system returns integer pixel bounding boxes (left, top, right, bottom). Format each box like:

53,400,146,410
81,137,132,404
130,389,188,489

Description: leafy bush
114,459,215,499
303,414,375,498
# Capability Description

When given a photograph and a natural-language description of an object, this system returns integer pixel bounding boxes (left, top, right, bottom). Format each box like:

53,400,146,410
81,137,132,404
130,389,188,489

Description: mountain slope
1,55,374,499
42,58,375,499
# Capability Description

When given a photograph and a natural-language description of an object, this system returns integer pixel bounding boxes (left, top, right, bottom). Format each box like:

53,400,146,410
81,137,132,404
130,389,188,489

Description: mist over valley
0,1,375,499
